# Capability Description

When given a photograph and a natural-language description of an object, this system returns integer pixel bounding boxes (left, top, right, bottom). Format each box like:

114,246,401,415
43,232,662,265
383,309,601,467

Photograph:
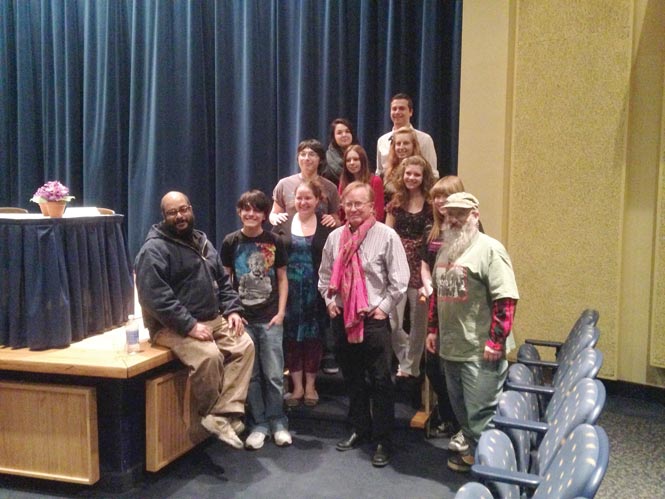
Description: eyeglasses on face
164,205,192,218
298,150,319,159
343,201,370,210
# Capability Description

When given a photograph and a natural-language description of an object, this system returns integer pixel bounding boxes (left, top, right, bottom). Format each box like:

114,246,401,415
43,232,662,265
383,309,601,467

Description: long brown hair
390,156,434,210
339,145,371,193
428,175,465,243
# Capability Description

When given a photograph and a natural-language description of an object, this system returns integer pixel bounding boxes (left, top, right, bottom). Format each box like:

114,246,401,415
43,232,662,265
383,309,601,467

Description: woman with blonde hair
385,155,434,379
426,175,466,247
382,127,423,206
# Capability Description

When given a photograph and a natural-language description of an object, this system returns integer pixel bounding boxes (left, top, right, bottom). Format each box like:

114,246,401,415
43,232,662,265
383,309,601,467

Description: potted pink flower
31,181,75,217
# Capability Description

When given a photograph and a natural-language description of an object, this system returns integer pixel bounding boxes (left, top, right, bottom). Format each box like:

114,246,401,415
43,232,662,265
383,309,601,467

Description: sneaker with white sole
447,452,474,472
202,415,243,449
321,357,339,375
245,431,266,450
448,430,469,452
426,420,454,439
273,429,292,447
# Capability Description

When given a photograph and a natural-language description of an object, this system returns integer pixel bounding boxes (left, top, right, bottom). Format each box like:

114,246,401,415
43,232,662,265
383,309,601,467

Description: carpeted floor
593,395,665,499
0,382,663,498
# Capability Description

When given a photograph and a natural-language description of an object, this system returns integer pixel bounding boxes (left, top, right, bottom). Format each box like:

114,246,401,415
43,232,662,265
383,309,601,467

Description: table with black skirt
0,214,134,350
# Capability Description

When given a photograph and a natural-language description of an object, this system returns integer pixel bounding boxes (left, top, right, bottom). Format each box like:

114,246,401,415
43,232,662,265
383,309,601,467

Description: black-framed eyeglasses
164,205,192,218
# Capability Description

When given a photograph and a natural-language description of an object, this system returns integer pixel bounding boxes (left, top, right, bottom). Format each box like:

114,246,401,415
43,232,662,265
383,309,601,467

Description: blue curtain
0,0,462,257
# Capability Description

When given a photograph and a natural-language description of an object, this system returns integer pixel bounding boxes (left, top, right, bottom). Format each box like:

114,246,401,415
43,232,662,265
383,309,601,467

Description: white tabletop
0,207,107,219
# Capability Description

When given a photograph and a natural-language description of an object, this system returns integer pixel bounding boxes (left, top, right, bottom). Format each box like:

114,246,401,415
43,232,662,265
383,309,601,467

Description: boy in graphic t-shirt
221,190,291,450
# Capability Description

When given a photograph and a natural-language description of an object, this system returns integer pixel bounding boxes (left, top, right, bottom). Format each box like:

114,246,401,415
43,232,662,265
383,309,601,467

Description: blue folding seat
464,424,609,498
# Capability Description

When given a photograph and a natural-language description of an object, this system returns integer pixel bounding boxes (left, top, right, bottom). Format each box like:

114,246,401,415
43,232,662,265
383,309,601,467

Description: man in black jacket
135,191,255,449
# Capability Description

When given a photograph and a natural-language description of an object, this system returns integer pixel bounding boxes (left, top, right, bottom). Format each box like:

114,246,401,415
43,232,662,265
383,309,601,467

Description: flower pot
38,203,49,216
46,201,67,218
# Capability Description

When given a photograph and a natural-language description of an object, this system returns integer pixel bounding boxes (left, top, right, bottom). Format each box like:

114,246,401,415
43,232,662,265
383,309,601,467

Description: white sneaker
448,430,469,452
245,431,266,450
202,415,243,449
273,429,292,447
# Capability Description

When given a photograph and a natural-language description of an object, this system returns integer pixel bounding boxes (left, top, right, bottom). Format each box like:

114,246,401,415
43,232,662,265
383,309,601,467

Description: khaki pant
154,315,255,417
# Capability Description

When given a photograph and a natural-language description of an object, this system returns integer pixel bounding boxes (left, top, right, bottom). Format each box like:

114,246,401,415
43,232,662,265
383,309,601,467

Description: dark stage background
0,0,462,257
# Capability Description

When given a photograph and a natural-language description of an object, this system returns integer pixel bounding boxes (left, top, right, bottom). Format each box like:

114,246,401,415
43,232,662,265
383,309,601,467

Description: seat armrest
524,339,563,348
517,358,559,370
471,465,542,489
504,381,555,397
492,415,549,434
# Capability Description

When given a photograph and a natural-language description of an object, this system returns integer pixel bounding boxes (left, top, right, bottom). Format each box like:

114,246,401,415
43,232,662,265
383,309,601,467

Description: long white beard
440,219,478,263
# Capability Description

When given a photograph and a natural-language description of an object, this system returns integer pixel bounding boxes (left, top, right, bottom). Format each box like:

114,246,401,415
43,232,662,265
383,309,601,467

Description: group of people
134,93,519,474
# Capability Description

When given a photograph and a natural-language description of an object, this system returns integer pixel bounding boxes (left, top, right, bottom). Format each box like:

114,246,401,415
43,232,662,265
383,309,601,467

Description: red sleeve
427,286,439,336
486,297,517,350
371,175,385,222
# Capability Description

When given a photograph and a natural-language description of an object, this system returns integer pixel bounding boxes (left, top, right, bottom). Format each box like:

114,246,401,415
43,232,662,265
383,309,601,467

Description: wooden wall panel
0,381,99,484
146,368,209,472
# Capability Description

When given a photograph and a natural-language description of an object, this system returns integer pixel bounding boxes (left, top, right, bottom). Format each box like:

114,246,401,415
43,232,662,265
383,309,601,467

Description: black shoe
424,406,439,439
336,432,367,451
321,357,339,375
371,444,391,467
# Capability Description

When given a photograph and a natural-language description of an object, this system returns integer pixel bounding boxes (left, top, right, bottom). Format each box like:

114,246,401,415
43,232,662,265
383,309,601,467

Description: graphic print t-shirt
433,232,519,361
220,230,287,323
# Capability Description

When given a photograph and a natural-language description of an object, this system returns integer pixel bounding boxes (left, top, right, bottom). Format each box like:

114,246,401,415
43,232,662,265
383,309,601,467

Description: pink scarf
327,216,376,343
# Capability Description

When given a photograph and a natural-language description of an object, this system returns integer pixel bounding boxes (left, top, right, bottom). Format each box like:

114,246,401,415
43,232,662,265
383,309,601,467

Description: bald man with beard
425,192,519,473
135,191,255,450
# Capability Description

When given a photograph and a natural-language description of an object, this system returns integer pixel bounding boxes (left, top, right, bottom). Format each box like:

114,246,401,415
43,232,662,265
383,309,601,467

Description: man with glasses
318,182,409,467
135,191,255,450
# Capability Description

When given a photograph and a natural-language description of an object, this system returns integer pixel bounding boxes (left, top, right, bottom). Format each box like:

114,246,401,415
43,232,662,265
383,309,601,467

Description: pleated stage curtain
0,0,462,257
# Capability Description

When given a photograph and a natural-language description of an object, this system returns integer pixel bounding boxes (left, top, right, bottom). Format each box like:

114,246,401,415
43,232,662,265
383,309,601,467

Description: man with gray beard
425,192,519,472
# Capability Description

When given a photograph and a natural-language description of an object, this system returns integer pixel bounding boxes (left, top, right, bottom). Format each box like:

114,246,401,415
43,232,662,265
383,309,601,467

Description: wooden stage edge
0,317,189,487
0,322,175,379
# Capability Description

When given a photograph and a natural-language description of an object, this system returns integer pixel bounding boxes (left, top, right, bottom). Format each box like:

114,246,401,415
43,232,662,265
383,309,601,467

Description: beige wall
458,0,665,386
457,1,514,241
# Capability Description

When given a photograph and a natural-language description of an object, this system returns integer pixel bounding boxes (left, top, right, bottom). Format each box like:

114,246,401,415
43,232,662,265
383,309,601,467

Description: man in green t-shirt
425,192,519,473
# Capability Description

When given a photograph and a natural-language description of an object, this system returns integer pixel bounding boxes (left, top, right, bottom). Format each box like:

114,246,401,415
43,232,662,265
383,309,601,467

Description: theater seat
493,378,606,474
518,309,599,383
469,424,609,499
506,347,603,421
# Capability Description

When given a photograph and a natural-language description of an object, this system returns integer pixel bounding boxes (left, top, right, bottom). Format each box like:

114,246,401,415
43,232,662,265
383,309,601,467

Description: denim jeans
245,323,288,434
